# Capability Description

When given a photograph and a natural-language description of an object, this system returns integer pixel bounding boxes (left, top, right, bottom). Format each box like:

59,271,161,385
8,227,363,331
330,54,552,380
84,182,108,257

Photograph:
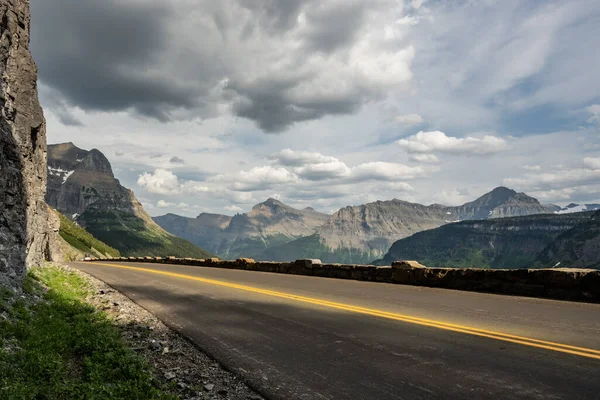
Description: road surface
72,261,600,400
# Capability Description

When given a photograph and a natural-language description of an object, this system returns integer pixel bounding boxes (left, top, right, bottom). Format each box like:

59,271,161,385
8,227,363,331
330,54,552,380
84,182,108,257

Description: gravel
59,265,264,400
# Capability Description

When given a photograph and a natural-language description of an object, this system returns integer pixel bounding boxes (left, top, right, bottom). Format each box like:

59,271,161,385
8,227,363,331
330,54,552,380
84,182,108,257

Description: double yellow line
90,262,600,361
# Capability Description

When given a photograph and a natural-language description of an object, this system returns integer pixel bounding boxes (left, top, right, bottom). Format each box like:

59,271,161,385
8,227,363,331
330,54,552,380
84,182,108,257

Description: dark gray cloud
31,0,408,132
31,0,196,120
226,78,362,132
170,156,185,164
303,3,368,53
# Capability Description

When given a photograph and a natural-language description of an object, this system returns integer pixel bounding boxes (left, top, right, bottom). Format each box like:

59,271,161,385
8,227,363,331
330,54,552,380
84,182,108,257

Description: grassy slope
259,234,377,264
80,209,214,258
58,213,120,258
0,267,174,399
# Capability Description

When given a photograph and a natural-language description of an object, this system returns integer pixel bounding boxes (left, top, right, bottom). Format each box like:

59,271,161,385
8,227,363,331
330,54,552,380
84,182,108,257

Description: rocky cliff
376,212,595,269
47,143,141,217
154,198,329,259
536,210,600,269
1,0,58,290
46,143,213,258
315,200,451,262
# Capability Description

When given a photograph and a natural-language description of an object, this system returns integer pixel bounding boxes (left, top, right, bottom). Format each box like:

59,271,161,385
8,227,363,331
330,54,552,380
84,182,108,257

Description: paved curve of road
72,261,600,400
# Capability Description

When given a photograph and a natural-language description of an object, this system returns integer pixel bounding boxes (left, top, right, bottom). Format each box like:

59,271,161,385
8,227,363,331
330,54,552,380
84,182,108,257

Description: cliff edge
0,0,58,290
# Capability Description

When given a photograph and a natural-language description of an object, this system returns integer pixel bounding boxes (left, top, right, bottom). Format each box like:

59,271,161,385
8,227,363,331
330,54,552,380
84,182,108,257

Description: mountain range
46,143,213,258
155,186,558,264
154,198,329,260
48,143,597,268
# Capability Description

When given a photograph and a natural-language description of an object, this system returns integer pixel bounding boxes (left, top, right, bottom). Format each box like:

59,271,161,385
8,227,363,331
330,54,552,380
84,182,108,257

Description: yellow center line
89,262,600,361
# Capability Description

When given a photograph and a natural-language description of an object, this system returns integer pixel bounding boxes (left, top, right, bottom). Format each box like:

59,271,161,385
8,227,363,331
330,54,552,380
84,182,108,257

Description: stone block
295,259,322,268
391,260,426,270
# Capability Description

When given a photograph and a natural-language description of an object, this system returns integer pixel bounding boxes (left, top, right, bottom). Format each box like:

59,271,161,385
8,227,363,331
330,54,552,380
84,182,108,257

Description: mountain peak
253,197,286,209
456,186,546,220
489,186,517,196
48,142,87,163
78,148,113,175
264,197,283,205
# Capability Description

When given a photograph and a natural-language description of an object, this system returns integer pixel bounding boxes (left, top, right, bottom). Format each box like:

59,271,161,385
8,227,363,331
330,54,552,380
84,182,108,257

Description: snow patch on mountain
555,203,600,214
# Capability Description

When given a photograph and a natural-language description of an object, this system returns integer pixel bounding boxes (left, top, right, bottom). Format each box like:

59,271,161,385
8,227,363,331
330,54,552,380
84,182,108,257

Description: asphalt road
72,261,600,400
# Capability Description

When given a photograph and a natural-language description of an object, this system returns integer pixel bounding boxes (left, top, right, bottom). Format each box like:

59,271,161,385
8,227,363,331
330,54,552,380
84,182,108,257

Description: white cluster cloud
136,148,430,213
350,162,425,181
157,200,190,209
269,149,428,183
397,131,507,155
231,166,299,191
138,169,209,195
137,169,181,195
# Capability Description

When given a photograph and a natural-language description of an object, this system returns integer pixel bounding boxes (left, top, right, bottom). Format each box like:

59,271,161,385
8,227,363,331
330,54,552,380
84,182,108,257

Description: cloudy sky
30,0,600,217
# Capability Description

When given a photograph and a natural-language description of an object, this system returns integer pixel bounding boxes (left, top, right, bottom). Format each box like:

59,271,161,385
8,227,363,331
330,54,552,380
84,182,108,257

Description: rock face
154,198,329,260
46,143,213,258
47,143,140,216
377,212,595,269
1,0,56,289
536,210,600,269
315,200,452,262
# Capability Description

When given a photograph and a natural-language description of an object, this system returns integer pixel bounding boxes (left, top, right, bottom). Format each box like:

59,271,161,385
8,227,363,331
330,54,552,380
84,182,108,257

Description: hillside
263,187,556,263
154,198,329,260
46,143,213,258
376,212,594,269
536,210,600,269
56,211,120,260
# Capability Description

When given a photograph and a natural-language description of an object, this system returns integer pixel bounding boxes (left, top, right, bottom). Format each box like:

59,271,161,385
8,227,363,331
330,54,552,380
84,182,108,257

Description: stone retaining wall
90,257,600,303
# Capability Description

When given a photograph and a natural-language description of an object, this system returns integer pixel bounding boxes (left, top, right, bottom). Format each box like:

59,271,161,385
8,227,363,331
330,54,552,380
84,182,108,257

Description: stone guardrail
87,257,600,303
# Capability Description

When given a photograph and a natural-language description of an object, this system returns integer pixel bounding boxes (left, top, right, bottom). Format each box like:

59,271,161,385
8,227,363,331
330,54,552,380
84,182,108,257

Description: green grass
79,209,213,258
0,266,175,399
59,213,120,258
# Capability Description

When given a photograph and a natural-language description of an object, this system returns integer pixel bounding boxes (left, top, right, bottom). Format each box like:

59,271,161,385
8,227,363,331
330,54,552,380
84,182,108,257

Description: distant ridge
156,186,556,263
154,198,329,260
261,186,555,263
